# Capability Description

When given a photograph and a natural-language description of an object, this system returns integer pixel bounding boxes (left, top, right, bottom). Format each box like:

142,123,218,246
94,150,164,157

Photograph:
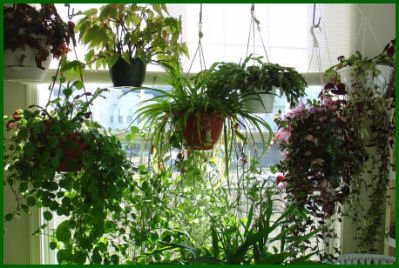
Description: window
33,3,361,263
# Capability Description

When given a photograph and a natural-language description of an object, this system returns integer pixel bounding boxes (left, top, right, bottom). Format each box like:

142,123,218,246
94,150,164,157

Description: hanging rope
245,4,270,63
187,4,206,74
307,4,326,86
356,4,381,55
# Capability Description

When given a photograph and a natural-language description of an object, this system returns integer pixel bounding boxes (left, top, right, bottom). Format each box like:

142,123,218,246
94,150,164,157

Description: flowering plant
274,97,367,218
4,4,75,69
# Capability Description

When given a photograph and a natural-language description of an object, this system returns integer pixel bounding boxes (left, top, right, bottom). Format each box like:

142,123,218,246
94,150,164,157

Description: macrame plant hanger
187,4,206,74
46,4,92,117
245,4,270,63
241,4,273,190
307,3,325,85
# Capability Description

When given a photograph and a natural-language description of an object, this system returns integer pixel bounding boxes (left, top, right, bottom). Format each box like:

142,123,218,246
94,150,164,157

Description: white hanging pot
243,86,276,113
337,65,394,97
4,35,52,82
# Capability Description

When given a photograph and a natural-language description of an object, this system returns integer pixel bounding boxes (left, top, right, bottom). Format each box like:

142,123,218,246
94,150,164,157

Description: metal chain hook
65,4,75,20
251,4,261,31
312,4,321,28
198,4,203,39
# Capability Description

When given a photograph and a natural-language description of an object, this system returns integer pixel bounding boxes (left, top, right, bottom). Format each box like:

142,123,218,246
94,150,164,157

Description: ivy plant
3,60,137,264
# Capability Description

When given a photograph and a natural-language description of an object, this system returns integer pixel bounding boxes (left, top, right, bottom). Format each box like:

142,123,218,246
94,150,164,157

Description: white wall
350,4,395,58
3,81,31,264
341,3,395,254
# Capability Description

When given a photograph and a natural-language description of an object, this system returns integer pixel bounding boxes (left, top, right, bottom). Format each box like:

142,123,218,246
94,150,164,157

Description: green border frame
1,1,397,267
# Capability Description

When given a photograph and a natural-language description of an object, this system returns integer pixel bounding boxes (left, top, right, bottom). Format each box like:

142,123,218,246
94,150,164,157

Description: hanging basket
337,65,394,97
181,111,224,150
243,86,277,113
4,44,52,82
56,133,88,172
109,57,146,87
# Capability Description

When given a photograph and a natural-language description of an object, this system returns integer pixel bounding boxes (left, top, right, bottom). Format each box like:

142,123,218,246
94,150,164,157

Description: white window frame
30,68,326,264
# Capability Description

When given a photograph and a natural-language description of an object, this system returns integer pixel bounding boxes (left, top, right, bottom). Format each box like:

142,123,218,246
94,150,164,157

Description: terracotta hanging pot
109,57,146,87
56,133,88,172
180,111,224,150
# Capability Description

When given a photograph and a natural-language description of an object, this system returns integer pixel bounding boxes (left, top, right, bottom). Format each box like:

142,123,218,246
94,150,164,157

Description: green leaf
57,249,72,264
259,252,292,264
48,136,59,149
82,8,98,16
130,126,139,138
49,241,57,250
111,254,119,264
5,213,14,222
56,220,71,242
27,196,36,206
43,211,53,221
63,87,73,97
74,251,87,264
23,142,36,158
73,80,84,90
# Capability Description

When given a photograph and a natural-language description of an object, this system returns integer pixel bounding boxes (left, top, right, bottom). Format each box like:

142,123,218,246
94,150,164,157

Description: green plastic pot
109,57,146,87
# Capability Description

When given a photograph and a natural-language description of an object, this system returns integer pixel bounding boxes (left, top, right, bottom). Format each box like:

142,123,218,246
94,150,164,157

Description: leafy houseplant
324,39,396,253
76,3,188,87
3,4,74,81
129,62,273,175
273,94,367,259
191,186,324,265
204,55,307,113
325,39,395,98
4,74,137,264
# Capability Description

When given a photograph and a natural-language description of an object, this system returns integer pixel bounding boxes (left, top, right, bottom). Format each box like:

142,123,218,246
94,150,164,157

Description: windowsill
38,69,327,86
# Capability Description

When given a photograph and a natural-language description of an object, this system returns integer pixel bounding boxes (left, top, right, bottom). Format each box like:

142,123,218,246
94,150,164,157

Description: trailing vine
324,39,395,253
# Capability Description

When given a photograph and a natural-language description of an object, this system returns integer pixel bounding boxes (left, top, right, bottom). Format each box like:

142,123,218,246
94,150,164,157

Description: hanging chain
187,4,207,74
245,4,269,63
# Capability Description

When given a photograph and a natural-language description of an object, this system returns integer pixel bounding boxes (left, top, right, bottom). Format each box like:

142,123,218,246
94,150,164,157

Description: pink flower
279,182,287,190
291,102,306,117
277,129,290,143
6,121,15,129
324,98,334,105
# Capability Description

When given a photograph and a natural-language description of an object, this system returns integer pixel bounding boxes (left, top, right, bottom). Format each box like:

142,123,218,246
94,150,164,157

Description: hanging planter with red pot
109,57,147,87
180,111,224,150
56,133,88,172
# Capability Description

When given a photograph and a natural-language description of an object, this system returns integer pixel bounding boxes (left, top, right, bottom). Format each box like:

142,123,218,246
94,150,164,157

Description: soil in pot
181,112,223,150
109,57,146,87
56,133,88,172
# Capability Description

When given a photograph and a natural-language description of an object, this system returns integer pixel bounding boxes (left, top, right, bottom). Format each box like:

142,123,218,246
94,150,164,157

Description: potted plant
75,3,188,87
128,61,273,170
325,39,395,98
273,92,368,259
4,71,137,263
3,4,74,81
323,39,396,253
204,55,307,114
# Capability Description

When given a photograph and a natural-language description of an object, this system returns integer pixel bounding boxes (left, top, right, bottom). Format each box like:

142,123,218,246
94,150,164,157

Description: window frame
32,68,327,264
